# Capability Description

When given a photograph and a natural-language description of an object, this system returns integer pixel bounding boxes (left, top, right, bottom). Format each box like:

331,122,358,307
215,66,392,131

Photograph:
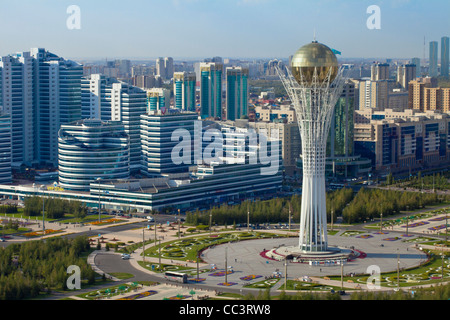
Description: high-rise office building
58,119,130,191
200,62,223,119
429,41,439,77
248,121,300,176
371,63,390,81
115,59,131,78
132,75,162,90
354,108,450,172
173,72,196,112
358,79,390,111
397,64,416,89
0,114,12,184
441,36,449,78
140,110,197,177
0,53,34,166
408,77,439,111
32,49,83,167
81,74,117,120
164,57,174,80
147,88,170,113
81,74,147,172
329,81,355,159
156,57,174,80
225,67,249,121
0,48,83,167
411,58,421,77
156,57,166,79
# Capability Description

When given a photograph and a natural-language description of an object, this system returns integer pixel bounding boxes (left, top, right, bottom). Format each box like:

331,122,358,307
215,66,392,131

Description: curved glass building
58,119,130,191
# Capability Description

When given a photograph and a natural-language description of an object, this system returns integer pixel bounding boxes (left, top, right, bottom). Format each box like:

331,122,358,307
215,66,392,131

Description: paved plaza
201,231,428,279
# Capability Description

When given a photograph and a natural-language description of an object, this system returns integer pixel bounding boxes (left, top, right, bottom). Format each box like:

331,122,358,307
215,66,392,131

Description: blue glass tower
429,41,439,77
174,72,196,112
200,63,222,119
226,67,249,121
441,36,449,78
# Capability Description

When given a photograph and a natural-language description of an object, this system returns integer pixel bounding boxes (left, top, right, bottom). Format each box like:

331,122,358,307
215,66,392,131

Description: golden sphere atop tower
291,41,338,85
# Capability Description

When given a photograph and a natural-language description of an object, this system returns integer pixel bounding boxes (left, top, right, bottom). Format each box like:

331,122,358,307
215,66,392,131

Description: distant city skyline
0,0,449,61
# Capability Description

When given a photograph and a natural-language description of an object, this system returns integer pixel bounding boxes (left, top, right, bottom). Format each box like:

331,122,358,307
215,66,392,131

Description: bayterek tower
273,40,352,260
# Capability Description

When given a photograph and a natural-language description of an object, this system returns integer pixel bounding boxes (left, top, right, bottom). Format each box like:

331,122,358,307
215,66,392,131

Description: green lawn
327,249,450,288
141,232,284,263
243,278,280,289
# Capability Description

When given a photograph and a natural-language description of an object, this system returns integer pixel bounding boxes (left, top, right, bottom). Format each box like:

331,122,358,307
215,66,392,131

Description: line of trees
0,205,18,214
0,236,95,300
341,188,446,224
185,188,449,226
384,171,450,191
185,195,301,226
23,197,87,220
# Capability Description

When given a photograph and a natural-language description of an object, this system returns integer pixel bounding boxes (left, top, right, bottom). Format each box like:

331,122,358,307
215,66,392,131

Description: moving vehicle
164,271,188,283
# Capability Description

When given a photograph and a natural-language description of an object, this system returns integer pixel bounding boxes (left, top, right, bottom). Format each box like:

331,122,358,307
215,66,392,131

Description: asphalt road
93,252,261,297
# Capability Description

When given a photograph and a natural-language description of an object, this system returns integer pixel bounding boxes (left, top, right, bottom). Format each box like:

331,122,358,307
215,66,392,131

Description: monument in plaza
273,40,351,261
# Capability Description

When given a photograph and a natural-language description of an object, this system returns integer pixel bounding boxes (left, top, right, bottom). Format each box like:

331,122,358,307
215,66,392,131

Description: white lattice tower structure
276,63,345,252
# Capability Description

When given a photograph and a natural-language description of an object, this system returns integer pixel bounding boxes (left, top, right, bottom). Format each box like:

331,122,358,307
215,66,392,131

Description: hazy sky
0,0,449,61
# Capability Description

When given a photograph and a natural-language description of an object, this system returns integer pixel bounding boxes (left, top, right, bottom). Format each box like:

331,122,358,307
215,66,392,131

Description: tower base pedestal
265,245,356,264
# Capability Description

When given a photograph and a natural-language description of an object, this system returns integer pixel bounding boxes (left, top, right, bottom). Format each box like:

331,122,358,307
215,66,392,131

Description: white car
147,216,154,222
121,253,131,260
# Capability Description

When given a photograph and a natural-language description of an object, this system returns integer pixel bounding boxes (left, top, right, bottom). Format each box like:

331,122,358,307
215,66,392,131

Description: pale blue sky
0,0,448,60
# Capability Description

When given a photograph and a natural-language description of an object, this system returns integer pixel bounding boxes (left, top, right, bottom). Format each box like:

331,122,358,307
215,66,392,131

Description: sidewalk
5,215,147,241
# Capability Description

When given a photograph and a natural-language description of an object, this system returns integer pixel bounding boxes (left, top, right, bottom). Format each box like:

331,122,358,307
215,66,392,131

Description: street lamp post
178,209,181,239
445,212,448,247
209,209,212,236
247,204,250,232
331,207,334,232
406,217,409,237
97,178,101,223
284,257,288,291
225,247,228,284
397,249,400,291
288,203,292,231
197,253,200,281
158,238,162,272
41,185,45,239
142,227,145,263
154,221,157,247
380,209,383,232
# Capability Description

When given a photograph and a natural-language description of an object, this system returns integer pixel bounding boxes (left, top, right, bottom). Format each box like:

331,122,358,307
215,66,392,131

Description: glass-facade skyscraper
0,53,34,166
0,114,12,184
226,67,249,121
173,72,196,112
327,80,372,179
429,41,439,77
441,36,449,78
140,110,197,177
0,48,82,167
147,88,170,113
200,62,222,119
411,57,421,77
